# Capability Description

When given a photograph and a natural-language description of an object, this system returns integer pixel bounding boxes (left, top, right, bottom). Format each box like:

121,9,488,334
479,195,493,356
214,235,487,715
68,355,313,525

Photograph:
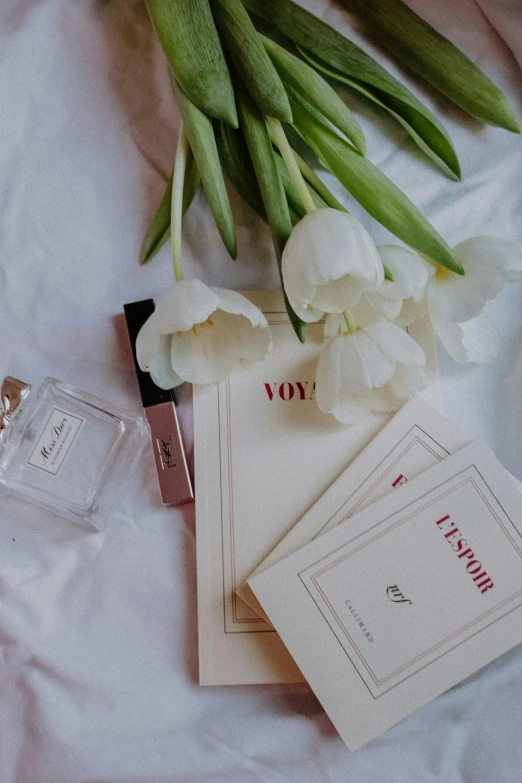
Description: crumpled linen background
0,0,522,781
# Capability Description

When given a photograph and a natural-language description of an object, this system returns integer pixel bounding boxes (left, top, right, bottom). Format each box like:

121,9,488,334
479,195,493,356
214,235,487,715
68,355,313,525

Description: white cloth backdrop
1,1,522,780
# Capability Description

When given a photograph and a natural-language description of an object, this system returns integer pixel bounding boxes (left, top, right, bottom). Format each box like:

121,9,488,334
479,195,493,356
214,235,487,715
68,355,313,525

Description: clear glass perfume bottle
0,376,147,530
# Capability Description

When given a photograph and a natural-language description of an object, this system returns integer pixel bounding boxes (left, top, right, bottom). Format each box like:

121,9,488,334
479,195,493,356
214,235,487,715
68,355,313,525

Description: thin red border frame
307,473,522,690
223,317,292,626
314,434,445,540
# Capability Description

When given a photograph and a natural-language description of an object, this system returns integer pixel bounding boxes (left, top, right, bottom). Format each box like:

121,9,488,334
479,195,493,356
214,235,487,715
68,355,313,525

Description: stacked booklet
194,291,522,751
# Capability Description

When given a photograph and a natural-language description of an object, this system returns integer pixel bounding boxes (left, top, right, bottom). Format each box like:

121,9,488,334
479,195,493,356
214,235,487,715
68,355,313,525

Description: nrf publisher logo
264,382,316,402
386,585,412,605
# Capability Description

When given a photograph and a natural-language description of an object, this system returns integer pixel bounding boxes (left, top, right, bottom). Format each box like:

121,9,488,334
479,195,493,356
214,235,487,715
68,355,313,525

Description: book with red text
249,440,522,748
237,395,470,621
193,291,438,685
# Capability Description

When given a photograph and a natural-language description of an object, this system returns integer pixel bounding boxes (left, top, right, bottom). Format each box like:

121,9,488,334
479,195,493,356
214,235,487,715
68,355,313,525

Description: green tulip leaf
146,0,237,126
243,0,461,179
340,0,521,133
174,81,237,260
235,78,307,341
211,0,292,122
289,90,463,274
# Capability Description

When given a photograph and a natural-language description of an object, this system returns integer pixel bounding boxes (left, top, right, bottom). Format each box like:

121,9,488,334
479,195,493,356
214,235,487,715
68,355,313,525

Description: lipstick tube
124,299,194,506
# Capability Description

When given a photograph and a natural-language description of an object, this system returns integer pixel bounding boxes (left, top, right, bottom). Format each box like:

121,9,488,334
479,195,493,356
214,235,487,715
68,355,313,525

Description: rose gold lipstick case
124,300,193,506
145,402,193,505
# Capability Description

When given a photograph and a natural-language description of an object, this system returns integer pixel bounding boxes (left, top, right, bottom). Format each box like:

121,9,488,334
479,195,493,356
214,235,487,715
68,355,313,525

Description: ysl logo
386,585,412,605
158,437,177,469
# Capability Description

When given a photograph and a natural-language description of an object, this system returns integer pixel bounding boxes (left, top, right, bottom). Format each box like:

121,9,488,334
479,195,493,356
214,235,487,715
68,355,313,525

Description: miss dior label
27,407,84,476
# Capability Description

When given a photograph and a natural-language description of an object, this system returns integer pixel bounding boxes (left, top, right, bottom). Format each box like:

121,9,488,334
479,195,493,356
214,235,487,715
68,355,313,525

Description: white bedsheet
1,1,521,780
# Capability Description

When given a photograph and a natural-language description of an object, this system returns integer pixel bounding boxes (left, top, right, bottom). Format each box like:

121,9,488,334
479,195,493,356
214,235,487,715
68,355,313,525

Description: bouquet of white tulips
136,0,522,424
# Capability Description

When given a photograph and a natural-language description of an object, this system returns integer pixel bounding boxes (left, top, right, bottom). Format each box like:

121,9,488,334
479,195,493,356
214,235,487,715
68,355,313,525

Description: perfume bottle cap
0,377,31,436
123,300,176,407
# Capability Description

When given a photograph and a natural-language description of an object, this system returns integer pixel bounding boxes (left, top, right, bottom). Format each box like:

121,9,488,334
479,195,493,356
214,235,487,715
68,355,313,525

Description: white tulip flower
136,279,272,387
374,238,522,363
428,237,513,322
281,209,384,322
316,314,427,424
362,244,431,323
431,301,502,364
427,237,522,363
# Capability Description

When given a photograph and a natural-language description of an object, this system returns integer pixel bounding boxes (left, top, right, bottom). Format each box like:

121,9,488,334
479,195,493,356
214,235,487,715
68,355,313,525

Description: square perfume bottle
0,376,147,530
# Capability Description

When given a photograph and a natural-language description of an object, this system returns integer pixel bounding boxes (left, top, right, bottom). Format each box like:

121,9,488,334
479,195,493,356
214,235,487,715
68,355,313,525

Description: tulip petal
282,271,321,321
216,312,273,362
211,287,268,327
308,212,383,288
358,366,426,413
316,338,343,414
154,280,220,333
387,365,427,400
362,291,403,321
136,313,161,371
283,210,382,286
377,245,432,302
454,236,522,281
324,313,346,339
317,322,428,423
395,297,428,327
171,321,241,385
366,389,400,412
282,209,383,317
170,311,271,384
363,321,426,366
312,276,365,313
351,297,383,327
340,332,396,394
149,335,184,389
454,236,521,273
328,396,371,424
287,298,325,323
428,238,510,325
434,306,501,364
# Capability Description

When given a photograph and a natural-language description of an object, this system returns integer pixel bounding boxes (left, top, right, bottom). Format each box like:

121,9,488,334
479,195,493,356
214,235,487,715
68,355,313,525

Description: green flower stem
268,123,347,211
343,310,358,333
289,149,347,213
266,117,317,215
383,263,394,281
171,124,190,282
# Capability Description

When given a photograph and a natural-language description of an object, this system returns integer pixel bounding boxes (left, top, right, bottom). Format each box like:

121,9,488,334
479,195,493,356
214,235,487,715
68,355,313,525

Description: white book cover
237,395,470,621
249,440,522,749
193,291,438,685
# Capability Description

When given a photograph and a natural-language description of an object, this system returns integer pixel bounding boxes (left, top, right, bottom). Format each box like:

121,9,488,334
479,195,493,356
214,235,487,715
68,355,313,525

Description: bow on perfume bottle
0,377,31,436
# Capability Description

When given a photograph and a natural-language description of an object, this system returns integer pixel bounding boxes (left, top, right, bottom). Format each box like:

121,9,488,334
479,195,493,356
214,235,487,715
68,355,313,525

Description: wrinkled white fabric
1,1,522,781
